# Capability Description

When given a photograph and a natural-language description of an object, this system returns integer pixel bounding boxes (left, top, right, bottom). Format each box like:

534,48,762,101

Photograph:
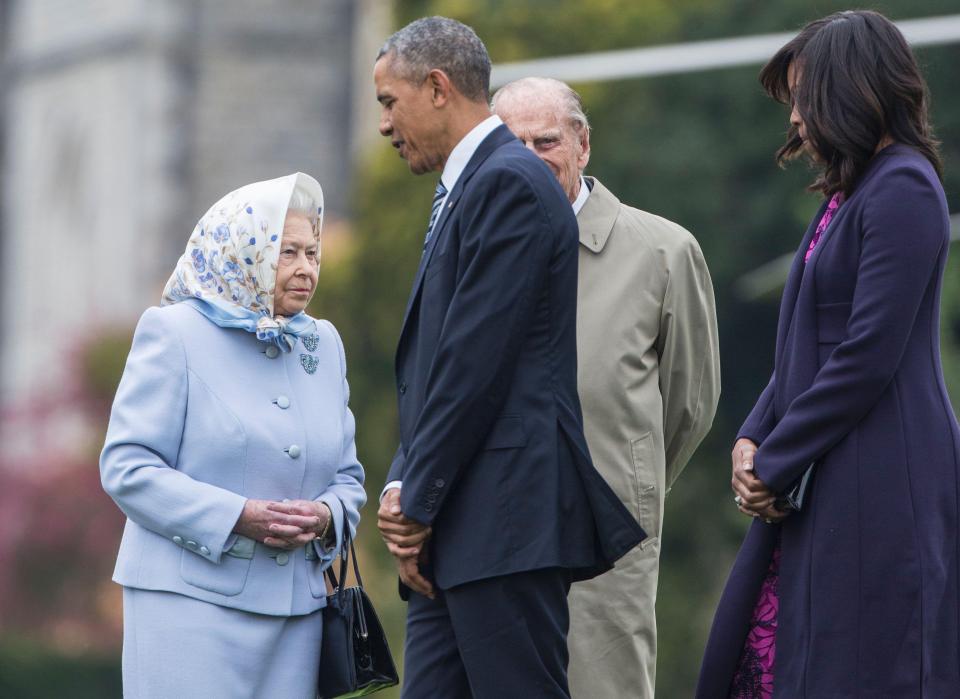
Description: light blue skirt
122,587,323,699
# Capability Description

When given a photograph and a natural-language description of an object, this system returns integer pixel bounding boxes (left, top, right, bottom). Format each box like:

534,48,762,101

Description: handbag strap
324,507,364,591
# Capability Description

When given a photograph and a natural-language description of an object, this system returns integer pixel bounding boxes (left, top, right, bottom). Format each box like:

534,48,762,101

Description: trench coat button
275,395,290,409
200,546,210,555
435,479,445,488
399,382,407,395
265,346,280,359
173,536,183,545
185,540,198,550
286,445,301,459
276,552,289,566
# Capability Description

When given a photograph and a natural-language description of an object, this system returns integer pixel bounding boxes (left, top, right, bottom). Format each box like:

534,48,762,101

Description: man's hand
397,549,435,599
731,438,777,516
378,488,431,558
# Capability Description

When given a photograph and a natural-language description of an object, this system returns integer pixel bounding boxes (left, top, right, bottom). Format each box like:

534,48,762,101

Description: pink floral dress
728,192,844,699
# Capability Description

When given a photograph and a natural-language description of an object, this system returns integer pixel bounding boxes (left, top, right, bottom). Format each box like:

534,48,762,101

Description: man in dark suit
373,17,645,698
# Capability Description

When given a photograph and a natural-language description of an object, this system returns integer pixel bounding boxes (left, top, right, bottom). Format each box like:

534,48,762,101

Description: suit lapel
397,124,518,346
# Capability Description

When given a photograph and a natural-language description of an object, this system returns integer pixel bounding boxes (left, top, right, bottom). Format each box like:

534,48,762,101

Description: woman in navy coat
698,11,959,698
100,173,366,698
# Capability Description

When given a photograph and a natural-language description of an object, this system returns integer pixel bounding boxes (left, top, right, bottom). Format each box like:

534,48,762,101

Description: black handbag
317,517,399,699
775,461,816,511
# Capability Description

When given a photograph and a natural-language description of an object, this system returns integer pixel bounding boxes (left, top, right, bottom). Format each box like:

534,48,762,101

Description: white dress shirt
572,175,591,215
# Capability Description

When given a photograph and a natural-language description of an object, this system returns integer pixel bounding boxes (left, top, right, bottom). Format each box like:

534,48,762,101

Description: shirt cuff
381,481,402,502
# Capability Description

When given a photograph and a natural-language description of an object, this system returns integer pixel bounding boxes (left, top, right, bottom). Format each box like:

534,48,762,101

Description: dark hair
377,16,491,103
760,10,942,196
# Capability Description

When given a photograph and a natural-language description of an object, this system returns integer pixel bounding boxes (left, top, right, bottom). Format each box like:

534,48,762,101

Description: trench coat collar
576,176,619,253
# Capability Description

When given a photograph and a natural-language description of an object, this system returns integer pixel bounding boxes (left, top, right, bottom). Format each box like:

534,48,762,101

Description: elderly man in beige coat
493,77,721,698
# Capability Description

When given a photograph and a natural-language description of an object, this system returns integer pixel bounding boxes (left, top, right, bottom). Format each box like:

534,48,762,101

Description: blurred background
0,1,958,697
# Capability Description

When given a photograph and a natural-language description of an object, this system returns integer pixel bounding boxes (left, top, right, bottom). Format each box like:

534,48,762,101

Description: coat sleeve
753,164,947,492
99,307,247,564
399,167,559,525
658,234,721,491
313,320,367,566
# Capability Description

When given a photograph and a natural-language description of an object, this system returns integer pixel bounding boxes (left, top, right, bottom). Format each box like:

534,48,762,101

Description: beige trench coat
567,177,720,699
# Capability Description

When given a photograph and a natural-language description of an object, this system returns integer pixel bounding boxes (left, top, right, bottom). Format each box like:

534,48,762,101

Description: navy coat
698,145,960,697
386,125,645,591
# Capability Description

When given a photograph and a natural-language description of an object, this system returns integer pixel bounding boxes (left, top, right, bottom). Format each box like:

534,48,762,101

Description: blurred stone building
0,0,387,456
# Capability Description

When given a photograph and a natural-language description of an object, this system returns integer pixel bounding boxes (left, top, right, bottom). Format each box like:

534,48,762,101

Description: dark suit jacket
698,145,960,697
387,124,645,591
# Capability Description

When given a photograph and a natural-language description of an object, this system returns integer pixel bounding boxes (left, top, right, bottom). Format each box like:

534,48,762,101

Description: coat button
435,479,445,488
286,445,301,459
185,540,198,550
424,503,434,512
399,382,407,395
276,552,289,566
265,346,280,359
200,545,210,555
173,536,183,545
275,395,290,409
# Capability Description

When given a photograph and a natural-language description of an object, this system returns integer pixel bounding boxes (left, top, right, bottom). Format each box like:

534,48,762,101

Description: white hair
286,177,324,234
491,77,591,134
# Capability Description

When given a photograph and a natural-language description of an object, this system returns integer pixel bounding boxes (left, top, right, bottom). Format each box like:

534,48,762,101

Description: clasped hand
378,489,435,599
233,499,331,549
731,438,789,524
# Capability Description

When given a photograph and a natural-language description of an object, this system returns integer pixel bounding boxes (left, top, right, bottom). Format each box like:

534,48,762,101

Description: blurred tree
314,2,960,697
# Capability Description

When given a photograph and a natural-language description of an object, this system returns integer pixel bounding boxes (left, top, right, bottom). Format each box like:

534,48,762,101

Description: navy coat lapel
397,125,517,340
773,201,827,376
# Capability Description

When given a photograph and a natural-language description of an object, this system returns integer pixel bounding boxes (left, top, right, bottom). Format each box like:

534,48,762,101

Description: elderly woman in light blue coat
100,172,366,699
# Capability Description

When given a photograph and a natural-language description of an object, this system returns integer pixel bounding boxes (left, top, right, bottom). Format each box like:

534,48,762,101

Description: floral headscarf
162,172,324,351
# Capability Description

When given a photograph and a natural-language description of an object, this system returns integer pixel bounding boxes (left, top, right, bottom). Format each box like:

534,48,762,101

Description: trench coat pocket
180,539,253,596
630,433,660,548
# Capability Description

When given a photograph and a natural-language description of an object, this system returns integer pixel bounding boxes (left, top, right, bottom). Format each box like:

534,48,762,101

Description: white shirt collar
571,175,591,215
440,115,503,191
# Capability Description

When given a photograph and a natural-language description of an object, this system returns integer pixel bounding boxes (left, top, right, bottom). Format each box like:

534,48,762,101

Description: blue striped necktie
424,179,448,248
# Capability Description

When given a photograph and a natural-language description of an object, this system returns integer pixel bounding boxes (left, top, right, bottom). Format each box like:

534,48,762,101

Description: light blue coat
100,303,366,616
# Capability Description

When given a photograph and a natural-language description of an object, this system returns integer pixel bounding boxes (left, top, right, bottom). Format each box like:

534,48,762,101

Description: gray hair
491,77,591,134
377,16,491,103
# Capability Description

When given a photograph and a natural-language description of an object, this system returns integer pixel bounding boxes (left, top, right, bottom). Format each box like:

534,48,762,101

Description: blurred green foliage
311,2,960,698
0,639,120,698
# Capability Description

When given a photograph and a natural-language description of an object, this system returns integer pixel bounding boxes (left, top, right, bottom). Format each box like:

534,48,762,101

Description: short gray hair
377,16,491,103
491,77,591,134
